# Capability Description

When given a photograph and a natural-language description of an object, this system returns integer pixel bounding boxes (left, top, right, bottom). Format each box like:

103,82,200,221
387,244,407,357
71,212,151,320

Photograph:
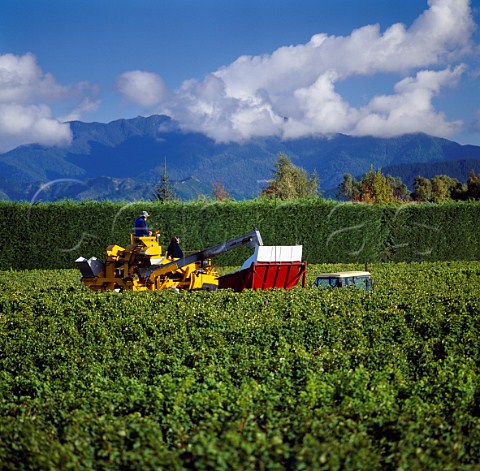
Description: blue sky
0,0,479,152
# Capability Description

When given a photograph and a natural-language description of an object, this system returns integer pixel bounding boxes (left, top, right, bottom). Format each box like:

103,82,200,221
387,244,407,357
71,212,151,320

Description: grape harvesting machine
75,228,307,292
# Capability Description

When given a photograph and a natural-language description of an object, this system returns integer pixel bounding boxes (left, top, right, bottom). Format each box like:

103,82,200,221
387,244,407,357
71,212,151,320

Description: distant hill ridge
0,114,479,201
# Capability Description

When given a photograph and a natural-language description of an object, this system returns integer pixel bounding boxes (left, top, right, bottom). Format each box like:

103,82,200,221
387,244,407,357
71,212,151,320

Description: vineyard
1,262,480,469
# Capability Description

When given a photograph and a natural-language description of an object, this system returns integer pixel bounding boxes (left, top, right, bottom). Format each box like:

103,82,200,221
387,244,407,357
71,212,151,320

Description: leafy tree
152,157,176,202
356,166,397,204
211,179,230,201
431,175,459,202
466,169,480,199
412,174,464,202
448,179,467,201
387,175,410,200
261,153,320,200
337,173,361,201
338,167,408,204
365,167,395,204
412,176,432,202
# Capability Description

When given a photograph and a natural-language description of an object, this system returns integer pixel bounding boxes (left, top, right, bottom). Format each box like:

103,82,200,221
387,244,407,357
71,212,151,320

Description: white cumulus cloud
0,53,67,103
116,70,167,108
0,103,72,151
0,52,99,152
120,0,476,143
352,65,466,137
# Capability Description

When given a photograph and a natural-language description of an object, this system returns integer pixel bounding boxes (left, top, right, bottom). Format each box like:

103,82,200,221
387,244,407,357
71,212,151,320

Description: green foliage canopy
261,153,320,200
0,262,479,469
337,167,409,204
413,175,465,202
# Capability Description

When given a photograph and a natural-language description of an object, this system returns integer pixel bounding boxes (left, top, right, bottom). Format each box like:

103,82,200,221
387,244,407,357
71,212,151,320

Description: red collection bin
217,261,307,292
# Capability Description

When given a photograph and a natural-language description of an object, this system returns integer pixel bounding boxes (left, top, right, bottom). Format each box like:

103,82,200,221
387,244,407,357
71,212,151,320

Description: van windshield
315,274,373,290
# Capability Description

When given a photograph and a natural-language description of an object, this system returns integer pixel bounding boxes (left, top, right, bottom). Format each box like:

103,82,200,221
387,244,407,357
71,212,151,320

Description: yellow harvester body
76,228,264,292
77,234,219,292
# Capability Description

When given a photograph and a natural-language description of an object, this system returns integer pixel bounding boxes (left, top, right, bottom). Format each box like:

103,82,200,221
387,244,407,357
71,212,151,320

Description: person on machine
166,236,184,259
135,211,152,237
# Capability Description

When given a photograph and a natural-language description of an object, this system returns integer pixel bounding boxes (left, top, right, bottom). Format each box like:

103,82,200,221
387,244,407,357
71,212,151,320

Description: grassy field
0,262,479,469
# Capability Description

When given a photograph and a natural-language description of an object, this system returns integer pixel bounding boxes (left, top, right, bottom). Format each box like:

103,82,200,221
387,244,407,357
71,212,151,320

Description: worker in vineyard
166,236,184,259
135,211,152,237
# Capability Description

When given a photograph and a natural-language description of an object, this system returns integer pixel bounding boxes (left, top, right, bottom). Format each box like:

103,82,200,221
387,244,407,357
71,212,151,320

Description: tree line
337,166,480,203
264,154,480,203
152,153,320,203
153,153,480,203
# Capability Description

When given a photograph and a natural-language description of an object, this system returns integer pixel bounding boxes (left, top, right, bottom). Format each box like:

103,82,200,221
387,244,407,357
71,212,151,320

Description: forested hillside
1,115,479,201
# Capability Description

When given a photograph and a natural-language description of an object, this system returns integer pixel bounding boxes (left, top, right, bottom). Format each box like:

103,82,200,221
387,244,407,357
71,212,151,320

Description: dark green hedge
1,199,479,269
384,202,480,262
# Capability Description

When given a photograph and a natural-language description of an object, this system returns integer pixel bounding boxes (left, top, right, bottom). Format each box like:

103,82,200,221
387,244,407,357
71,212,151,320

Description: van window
315,277,331,288
343,277,354,286
353,276,372,290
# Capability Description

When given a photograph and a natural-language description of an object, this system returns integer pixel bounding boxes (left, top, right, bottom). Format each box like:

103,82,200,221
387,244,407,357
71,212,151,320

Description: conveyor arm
140,227,263,283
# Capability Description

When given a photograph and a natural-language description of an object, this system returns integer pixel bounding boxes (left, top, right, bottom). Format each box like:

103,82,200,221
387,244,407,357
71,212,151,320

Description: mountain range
0,114,479,202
